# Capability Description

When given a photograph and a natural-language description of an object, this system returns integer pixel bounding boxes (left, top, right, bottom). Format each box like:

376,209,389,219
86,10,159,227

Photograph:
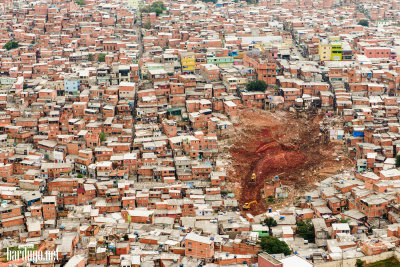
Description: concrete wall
315,250,398,267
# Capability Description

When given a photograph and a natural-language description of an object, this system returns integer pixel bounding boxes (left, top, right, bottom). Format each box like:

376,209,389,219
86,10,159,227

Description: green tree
267,196,275,203
368,226,373,234
99,131,107,142
297,219,315,243
3,41,19,50
264,217,277,236
88,53,94,61
246,80,268,92
151,1,165,10
355,259,364,267
153,7,163,15
358,20,369,27
77,174,83,178
143,21,152,30
74,0,85,5
396,155,400,168
98,53,106,62
260,236,291,256
141,1,166,16
245,0,259,4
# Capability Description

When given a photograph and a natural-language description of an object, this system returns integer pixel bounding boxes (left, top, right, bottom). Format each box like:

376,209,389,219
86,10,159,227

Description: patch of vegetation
297,219,315,243
143,21,152,30
260,236,291,256
358,19,369,27
264,217,277,236
368,226,373,234
366,257,400,267
356,259,365,267
3,41,18,50
141,1,166,16
199,0,217,3
245,0,259,4
99,131,107,142
246,80,268,92
97,53,106,62
396,154,400,168
74,0,85,5
88,53,94,61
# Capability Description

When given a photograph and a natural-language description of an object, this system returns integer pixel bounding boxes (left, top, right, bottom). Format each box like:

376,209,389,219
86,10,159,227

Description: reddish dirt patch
253,140,306,176
227,109,351,215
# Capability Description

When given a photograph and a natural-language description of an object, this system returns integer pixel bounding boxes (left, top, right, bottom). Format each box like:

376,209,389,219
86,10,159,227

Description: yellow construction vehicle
242,200,258,210
250,173,256,182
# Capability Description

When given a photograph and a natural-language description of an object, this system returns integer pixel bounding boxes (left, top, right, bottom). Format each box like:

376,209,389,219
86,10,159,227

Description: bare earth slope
228,109,351,214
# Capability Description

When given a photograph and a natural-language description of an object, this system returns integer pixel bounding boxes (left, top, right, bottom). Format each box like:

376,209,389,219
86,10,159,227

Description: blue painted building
64,76,80,95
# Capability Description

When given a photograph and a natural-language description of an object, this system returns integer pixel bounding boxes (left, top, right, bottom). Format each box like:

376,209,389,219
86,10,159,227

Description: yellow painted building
330,41,342,61
318,39,332,61
181,53,196,74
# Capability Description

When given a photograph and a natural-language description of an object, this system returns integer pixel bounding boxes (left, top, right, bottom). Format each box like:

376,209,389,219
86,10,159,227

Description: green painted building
252,224,270,237
207,57,234,67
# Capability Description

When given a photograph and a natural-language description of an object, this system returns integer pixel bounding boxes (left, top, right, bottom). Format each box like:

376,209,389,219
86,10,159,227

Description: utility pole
341,249,344,267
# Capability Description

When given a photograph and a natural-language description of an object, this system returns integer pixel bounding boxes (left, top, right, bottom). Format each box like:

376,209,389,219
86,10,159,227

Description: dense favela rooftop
1,0,400,266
